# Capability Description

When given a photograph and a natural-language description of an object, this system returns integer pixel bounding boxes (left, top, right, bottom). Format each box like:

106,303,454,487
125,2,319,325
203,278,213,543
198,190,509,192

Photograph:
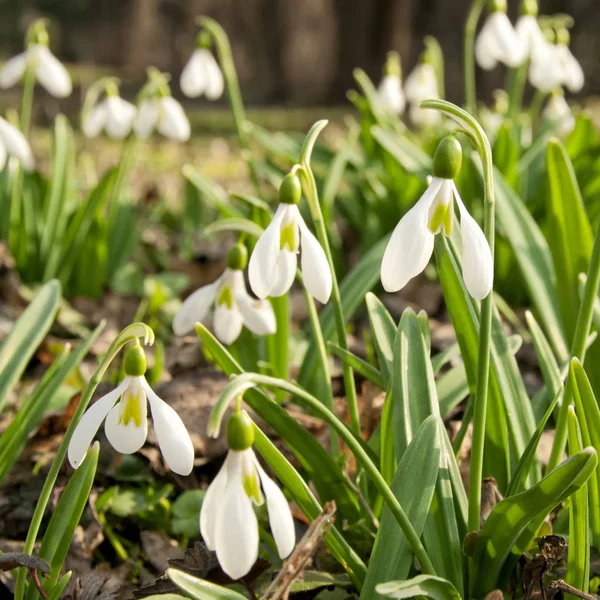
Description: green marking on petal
243,472,262,504
217,284,233,308
279,221,297,251
120,394,143,428
428,201,453,235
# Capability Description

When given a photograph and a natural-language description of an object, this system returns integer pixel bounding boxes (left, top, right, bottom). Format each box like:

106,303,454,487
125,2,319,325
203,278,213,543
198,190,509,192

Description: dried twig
260,502,336,600
547,580,598,600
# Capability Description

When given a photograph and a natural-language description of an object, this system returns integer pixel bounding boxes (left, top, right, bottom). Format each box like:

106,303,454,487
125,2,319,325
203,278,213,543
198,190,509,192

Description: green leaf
493,123,519,188
494,167,567,361
566,407,590,595
437,363,469,418
203,217,264,238
195,325,361,523
171,490,205,537
377,575,462,600
371,126,432,175
361,416,441,600
167,569,247,600
0,280,61,411
182,165,242,218
45,572,72,600
472,447,597,596
546,138,593,343
365,292,396,385
327,342,385,389
33,444,99,599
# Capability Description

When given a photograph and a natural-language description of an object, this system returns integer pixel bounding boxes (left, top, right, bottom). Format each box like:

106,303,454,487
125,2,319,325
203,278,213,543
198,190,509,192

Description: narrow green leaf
0,280,61,411
167,569,247,600
472,448,597,596
182,165,242,218
203,217,263,238
437,363,469,418
377,575,462,600
371,126,432,175
327,342,385,389
566,407,589,596
361,416,441,599
365,292,396,385
45,572,72,600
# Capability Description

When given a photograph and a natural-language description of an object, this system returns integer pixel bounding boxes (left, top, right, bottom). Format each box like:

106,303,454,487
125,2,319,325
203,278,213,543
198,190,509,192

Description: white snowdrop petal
200,453,230,550
180,49,208,98
404,64,438,103
0,117,34,171
173,280,219,336
255,460,295,559
34,46,72,97
143,379,195,475
105,96,136,139
529,49,562,93
215,477,259,579
296,212,332,303
0,142,7,170
475,18,500,70
157,96,190,141
204,51,224,100
134,100,159,139
380,178,442,292
0,52,28,88
104,381,148,455
249,204,288,298
213,303,244,345
563,47,584,93
236,292,277,336
493,13,526,67
82,102,108,138
453,184,494,299
269,251,297,297
67,377,131,469
378,75,405,115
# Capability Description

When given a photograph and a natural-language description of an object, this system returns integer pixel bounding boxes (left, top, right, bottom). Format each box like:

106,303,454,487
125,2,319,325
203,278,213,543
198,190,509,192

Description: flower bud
227,243,248,270
432,135,463,180
123,344,147,377
555,27,570,46
227,410,255,451
490,0,507,13
520,0,538,17
195,30,212,50
279,172,302,205
384,51,402,78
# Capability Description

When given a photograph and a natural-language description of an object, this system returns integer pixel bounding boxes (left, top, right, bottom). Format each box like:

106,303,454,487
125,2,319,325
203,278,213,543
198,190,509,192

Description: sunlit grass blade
182,165,242,218
327,341,385,389
167,568,247,600
377,574,462,600
365,291,396,386
0,280,61,411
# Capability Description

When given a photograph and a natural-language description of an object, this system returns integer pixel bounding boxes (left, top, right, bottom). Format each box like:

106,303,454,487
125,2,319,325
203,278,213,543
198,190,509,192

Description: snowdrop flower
381,136,493,300
200,410,295,579
475,1,526,70
0,20,71,98
173,244,276,345
82,85,136,139
180,32,224,100
249,171,332,303
0,117,34,171
404,62,438,105
543,91,575,138
377,51,405,116
134,96,190,141
68,344,194,476
554,36,584,93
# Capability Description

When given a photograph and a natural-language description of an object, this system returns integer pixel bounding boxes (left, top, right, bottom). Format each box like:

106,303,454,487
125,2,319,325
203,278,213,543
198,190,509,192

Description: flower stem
199,17,261,197
507,63,529,119
20,59,36,136
13,322,153,600
529,89,546,124
464,0,486,115
220,373,436,576
299,121,360,435
547,220,600,472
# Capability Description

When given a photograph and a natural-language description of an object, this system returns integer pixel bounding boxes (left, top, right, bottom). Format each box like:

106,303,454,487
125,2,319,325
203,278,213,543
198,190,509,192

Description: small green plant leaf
377,574,462,600
167,568,247,600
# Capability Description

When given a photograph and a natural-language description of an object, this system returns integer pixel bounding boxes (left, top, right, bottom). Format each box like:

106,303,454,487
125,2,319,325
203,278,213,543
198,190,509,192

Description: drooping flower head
173,242,276,345
180,29,224,100
133,68,191,141
249,170,332,303
553,26,584,94
542,89,575,138
475,0,526,70
82,78,136,139
200,410,295,579
515,0,548,63
0,116,34,171
381,135,493,300
68,342,194,476
377,51,405,116
404,48,441,127
0,19,72,98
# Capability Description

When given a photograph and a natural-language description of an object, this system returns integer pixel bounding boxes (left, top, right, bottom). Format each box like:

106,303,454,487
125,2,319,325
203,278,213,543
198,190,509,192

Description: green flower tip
227,243,248,270
490,0,507,13
521,0,538,17
123,344,147,377
432,135,463,180
27,18,49,47
226,409,255,451
279,172,302,205
196,29,212,50
556,27,570,46
384,51,401,77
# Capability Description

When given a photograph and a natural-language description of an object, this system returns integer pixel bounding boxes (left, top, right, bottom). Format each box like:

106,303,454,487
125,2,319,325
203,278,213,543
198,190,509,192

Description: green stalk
419,100,496,534
464,0,487,114
208,373,437,577
528,90,547,124
199,17,261,197
111,135,138,205
547,220,600,472
507,63,529,119
298,121,360,435
300,273,340,454
20,58,36,136
14,323,154,600
266,294,289,402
